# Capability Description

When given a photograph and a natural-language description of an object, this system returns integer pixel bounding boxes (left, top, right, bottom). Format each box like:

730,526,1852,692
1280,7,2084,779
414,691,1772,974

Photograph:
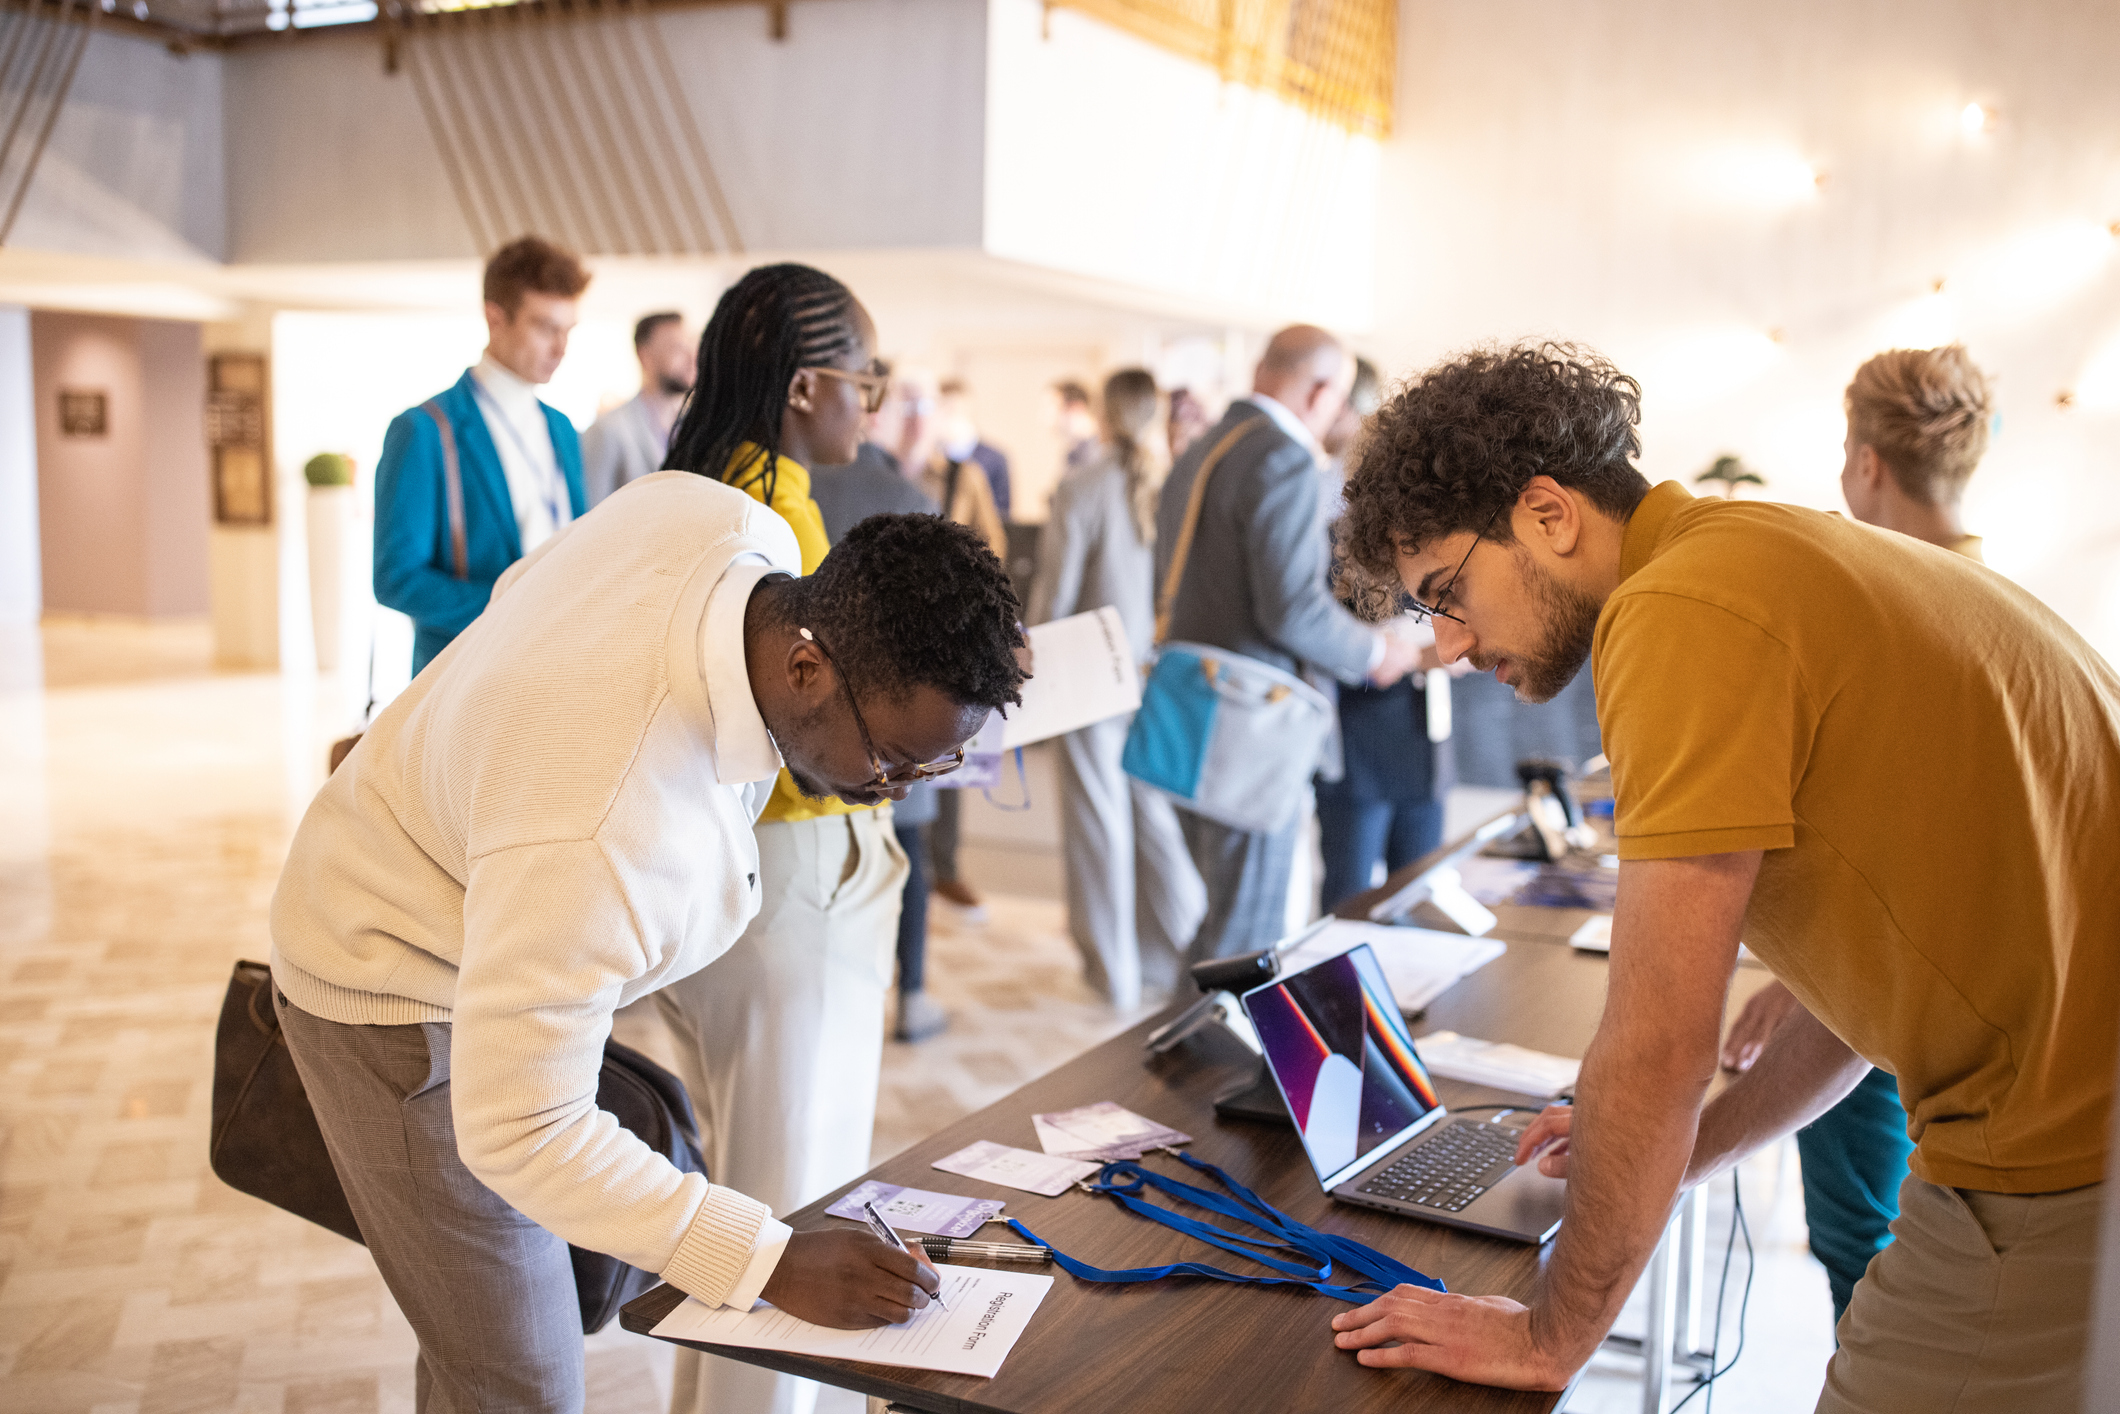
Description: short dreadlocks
777,513,1027,711
1337,342,1650,621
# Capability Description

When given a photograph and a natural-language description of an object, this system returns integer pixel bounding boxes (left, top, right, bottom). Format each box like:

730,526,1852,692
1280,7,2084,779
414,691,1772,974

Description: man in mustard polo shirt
1324,342,2119,1411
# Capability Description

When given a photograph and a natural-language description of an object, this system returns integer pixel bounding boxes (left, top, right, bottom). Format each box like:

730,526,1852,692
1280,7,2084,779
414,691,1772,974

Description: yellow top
1594,482,2120,1194
723,445,863,824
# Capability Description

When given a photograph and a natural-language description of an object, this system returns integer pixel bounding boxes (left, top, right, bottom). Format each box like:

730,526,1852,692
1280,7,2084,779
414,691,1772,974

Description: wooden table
624,911,1774,1414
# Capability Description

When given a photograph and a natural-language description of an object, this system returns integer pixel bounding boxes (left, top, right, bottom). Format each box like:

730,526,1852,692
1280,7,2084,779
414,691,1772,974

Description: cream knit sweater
271,472,800,1308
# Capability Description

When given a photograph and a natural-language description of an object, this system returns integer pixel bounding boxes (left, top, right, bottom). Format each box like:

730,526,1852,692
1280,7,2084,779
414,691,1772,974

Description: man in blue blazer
375,236,592,675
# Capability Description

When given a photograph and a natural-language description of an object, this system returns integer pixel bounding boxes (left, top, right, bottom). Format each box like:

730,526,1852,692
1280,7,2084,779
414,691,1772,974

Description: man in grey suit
581,311,694,507
1154,326,1427,964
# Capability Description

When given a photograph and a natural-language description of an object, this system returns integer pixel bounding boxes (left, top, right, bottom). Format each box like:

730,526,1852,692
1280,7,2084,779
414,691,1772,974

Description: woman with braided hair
651,263,916,1414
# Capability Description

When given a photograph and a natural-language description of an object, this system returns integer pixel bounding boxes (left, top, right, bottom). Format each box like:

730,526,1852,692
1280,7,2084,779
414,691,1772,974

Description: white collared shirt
472,354,573,552
1242,391,1322,458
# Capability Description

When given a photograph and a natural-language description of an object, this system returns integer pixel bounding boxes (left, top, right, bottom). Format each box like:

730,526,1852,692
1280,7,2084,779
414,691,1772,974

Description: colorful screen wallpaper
1246,945,1441,1180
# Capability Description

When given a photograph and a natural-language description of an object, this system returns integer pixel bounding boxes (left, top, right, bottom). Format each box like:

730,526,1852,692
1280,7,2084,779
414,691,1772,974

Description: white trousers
1055,713,1206,1008
654,809,907,1414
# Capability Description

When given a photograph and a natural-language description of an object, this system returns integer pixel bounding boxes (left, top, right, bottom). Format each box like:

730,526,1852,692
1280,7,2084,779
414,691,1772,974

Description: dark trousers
929,789,962,883
1315,786,1445,913
1178,810,1302,969
894,820,930,993
1798,1066,1915,1325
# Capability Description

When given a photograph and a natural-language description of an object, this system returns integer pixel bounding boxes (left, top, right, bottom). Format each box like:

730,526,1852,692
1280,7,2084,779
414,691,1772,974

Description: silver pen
863,1200,948,1312
916,1237,1052,1263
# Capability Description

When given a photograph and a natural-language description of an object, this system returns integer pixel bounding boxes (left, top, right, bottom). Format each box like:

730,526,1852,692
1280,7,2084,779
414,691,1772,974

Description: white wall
984,0,1378,332
221,0,988,264
0,307,38,627
13,30,226,263
1373,0,2120,662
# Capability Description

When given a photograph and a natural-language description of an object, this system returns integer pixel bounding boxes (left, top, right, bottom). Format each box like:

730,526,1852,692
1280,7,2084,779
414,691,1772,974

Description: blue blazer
373,370,586,674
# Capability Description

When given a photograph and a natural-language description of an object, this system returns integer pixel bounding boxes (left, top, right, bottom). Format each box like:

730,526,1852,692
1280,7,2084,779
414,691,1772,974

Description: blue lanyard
1007,1149,1446,1303
470,377,569,531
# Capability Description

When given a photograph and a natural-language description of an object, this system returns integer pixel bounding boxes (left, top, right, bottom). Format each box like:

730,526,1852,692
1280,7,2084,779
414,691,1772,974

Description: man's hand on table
758,1229,940,1328
1330,1287,1571,1390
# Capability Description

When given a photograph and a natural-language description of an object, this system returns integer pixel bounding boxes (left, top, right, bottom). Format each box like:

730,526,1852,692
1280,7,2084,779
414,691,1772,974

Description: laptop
1240,943,1567,1244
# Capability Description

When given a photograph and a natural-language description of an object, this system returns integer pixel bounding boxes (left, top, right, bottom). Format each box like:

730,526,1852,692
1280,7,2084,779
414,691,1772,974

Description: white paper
931,1139,1097,1197
1031,1101,1190,1161
650,1264,1053,1379
1569,915,1612,952
1416,1030,1580,1098
1279,920,1507,1014
965,607,1141,753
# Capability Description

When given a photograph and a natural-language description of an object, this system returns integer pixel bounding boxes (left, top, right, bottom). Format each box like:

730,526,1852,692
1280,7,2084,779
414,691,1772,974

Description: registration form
650,1264,1053,1379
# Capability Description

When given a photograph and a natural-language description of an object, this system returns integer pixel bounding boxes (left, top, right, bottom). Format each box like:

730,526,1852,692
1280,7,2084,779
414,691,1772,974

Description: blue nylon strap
1006,1150,1446,1303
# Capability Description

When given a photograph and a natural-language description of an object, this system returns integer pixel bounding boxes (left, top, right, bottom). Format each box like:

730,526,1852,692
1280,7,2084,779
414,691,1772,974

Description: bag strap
1007,1149,1446,1303
1153,416,1267,646
944,458,964,520
421,399,469,581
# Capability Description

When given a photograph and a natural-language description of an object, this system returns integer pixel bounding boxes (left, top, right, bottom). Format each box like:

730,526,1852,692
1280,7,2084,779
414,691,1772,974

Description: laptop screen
1242,943,1442,1185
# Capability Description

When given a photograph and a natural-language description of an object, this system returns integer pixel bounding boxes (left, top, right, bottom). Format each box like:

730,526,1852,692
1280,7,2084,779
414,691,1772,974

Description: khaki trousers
1817,1174,2101,1414
653,809,906,1414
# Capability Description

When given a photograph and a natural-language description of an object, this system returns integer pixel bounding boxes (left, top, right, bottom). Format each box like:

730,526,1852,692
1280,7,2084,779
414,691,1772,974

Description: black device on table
1238,942,1567,1244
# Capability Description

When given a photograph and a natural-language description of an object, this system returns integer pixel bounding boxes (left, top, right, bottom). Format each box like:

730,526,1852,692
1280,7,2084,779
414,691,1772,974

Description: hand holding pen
864,1201,948,1312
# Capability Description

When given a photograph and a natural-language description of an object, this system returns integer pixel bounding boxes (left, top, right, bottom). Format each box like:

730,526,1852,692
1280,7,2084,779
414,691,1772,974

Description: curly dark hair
1337,342,1651,621
781,513,1026,711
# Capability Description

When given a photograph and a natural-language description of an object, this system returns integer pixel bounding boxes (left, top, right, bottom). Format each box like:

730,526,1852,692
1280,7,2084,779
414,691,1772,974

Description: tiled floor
0,619,1834,1414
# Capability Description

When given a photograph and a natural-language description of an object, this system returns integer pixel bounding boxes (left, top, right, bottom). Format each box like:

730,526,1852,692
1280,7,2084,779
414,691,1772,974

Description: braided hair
663,263,862,507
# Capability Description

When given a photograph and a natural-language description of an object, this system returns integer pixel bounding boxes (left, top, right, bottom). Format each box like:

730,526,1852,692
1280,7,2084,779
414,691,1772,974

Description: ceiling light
1960,102,1994,136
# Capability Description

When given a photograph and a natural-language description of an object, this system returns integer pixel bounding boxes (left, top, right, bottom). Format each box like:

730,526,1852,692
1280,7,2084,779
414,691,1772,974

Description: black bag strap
421,399,468,581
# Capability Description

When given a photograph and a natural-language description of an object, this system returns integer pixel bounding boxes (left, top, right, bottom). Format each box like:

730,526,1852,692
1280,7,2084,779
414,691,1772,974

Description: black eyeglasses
806,365,892,414
1406,502,1508,625
800,628,965,789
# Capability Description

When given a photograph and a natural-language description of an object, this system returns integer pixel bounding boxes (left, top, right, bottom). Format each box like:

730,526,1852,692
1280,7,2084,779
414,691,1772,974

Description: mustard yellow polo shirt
1594,482,2120,1193
722,445,863,826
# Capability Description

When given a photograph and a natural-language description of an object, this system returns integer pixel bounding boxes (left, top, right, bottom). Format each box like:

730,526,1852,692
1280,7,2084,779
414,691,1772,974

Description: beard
657,373,694,398
1488,552,1602,704
774,697,856,803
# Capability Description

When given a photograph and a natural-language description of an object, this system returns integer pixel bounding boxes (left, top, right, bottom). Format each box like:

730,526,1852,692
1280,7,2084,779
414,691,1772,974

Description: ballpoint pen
915,1237,1052,1263
863,1200,948,1312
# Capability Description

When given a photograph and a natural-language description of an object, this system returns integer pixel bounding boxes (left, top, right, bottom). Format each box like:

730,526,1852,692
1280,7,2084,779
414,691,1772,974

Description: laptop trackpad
1470,1163,1568,1240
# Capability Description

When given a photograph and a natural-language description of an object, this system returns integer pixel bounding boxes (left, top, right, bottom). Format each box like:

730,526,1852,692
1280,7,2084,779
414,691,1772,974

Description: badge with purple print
825,1181,1007,1238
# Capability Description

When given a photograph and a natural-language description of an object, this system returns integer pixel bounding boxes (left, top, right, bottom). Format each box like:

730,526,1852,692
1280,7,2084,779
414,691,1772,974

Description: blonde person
654,263,913,1414
1028,369,1207,1007
1716,344,1996,1329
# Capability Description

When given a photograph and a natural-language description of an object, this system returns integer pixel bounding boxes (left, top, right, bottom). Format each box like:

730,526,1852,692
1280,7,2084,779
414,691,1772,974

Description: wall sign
208,352,271,527
58,388,107,437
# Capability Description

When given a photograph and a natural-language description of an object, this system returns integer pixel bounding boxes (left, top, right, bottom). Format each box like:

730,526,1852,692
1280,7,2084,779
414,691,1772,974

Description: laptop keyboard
1355,1121,1522,1213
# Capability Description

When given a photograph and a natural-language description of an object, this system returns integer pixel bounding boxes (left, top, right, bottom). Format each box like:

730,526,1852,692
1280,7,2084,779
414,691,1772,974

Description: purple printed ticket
824,1180,1007,1238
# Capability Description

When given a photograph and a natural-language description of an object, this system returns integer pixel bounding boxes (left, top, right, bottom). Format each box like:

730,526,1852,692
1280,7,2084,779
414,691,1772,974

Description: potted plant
1694,454,1766,499
305,453,358,671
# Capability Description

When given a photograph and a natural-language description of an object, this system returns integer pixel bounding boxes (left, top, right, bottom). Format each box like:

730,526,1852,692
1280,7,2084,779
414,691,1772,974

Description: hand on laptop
1511,1104,1573,1177
1330,1286,1570,1389
1719,979,1803,1072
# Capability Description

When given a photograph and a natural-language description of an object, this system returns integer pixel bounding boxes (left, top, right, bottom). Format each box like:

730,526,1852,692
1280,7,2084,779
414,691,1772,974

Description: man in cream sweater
270,474,1028,1413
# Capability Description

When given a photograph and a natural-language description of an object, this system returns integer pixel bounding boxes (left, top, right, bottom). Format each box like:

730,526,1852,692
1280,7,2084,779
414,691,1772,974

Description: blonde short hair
1844,345,1993,505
